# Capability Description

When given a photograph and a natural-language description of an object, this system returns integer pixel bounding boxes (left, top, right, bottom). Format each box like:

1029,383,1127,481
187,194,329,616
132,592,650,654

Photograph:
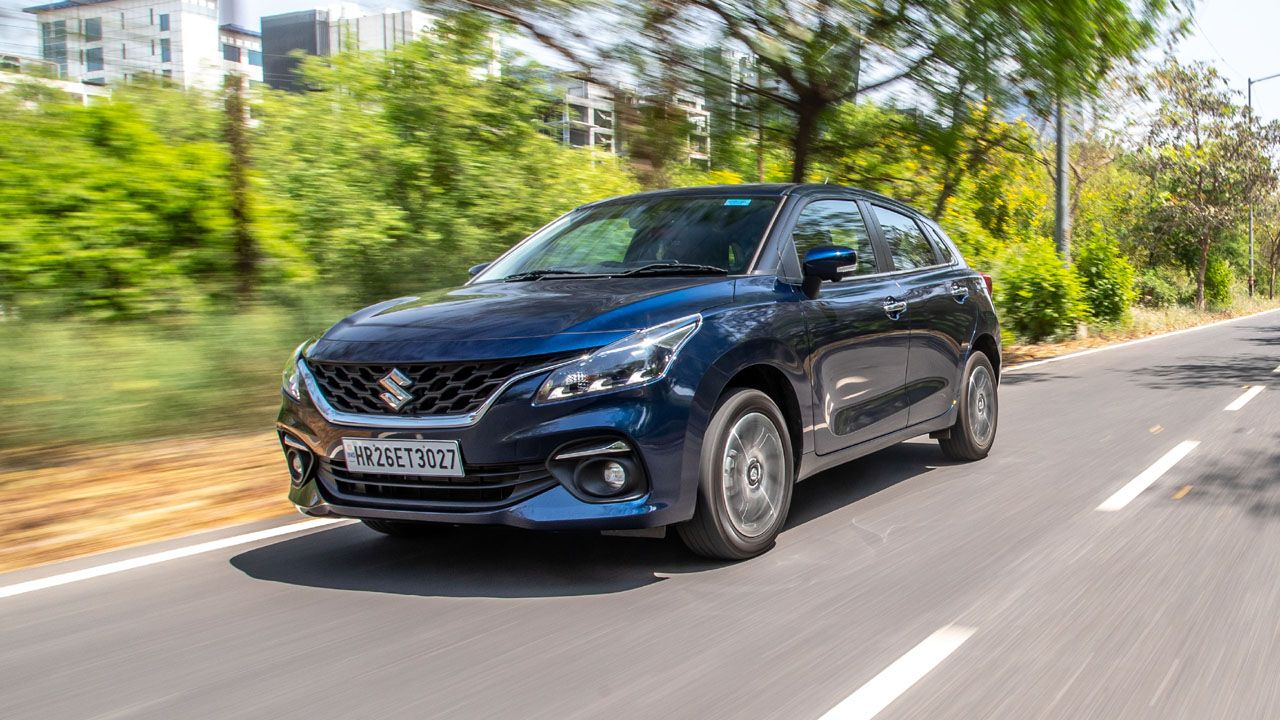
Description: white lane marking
1005,307,1280,373
1273,363,1280,374
1097,441,1200,512
819,625,976,720
1224,385,1265,411
0,518,346,599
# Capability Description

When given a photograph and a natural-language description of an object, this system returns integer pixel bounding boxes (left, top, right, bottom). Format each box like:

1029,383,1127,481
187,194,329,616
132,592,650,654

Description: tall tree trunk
224,74,256,299
932,173,957,219
756,100,765,181
755,63,765,182
790,101,820,183
1194,238,1210,311
1270,266,1275,299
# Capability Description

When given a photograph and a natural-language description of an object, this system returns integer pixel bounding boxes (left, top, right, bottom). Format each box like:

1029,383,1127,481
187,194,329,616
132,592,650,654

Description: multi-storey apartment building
22,0,261,89
548,78,712,167
260,6,439,91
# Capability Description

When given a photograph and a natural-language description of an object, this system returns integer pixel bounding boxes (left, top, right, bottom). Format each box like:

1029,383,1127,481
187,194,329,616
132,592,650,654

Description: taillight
979,273,993,296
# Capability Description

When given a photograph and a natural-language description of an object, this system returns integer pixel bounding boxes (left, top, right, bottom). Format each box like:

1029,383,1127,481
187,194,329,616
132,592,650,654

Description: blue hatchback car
277,184,1000,559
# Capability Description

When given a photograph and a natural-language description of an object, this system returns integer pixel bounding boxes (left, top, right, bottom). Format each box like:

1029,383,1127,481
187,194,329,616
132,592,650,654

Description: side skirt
795,408,957,482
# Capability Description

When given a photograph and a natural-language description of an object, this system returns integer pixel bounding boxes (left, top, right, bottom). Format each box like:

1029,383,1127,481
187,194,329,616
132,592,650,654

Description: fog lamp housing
278,432,315,487
547,438,647,502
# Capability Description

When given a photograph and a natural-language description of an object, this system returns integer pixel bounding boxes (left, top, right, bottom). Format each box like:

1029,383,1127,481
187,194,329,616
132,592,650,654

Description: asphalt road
3,311,1279,720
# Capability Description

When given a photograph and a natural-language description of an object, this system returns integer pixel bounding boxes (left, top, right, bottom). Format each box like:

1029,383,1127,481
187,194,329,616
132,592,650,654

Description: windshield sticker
723,198,752,206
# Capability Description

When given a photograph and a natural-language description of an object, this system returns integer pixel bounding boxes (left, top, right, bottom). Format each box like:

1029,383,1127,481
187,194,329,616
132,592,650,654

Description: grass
0,305,341,450
1003,295,1280,364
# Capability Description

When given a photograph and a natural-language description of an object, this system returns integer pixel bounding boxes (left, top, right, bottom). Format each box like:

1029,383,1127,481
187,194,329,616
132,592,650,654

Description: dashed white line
1097,441,1200,512
1224,385,1265,411
818,625,976,720
0,518,346,600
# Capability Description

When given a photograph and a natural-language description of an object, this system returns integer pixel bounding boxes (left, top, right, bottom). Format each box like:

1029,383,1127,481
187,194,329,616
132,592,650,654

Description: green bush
1134,268,1184,308
1204,256,1233,308
996,238,1086,342
1074,237,1136,323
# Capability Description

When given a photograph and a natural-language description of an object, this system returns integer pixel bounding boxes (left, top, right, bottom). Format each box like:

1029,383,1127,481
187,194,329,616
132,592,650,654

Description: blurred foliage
1134,267,1186,309
1204,256,1234,309
1074,236,1136,324
997,238,1086,342
0,81,234,319
252,16,640,303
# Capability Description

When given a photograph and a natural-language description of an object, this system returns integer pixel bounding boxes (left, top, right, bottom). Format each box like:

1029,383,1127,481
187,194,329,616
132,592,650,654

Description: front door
792,198,913,455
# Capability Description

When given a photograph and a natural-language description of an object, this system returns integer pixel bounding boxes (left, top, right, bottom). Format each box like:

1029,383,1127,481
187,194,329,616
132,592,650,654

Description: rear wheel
939,352,998,461
678,388,794,560
361,518,443,538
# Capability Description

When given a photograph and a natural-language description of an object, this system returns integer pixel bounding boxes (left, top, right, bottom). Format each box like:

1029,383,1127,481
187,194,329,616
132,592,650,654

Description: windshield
475,196,780,282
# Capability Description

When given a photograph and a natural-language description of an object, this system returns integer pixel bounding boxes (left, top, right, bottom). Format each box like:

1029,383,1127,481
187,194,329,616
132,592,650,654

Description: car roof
582,183,925,217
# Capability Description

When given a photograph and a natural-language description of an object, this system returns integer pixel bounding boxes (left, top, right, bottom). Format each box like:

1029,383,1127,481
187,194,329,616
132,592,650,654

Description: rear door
791,198,913,454
866,204,978,427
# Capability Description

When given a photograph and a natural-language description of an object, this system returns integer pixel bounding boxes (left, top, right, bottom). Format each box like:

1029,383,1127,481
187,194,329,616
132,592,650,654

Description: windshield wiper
614,262,729,277
501,269,591,282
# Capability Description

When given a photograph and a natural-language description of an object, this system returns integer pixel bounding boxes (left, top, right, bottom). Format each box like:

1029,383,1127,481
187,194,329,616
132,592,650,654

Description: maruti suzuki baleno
277,184,1000,560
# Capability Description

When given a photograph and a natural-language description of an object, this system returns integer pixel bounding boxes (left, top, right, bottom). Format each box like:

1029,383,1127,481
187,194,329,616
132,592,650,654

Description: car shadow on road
230,442,949,599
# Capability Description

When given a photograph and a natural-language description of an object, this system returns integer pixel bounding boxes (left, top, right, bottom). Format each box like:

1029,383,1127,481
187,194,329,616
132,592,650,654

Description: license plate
341,438,463,477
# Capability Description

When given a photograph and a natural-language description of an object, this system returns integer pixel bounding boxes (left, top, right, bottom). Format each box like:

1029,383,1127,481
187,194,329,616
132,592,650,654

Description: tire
939,351,998,461
678,388,795,561
361,518,444,538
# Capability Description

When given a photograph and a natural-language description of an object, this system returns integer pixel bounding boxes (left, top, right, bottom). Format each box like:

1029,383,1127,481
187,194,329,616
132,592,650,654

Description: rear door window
925,224,956,264
791,199,878,277
872,205,939,271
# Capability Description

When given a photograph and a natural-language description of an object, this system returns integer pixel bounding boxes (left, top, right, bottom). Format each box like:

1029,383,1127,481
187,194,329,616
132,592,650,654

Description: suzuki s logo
377,369,414,411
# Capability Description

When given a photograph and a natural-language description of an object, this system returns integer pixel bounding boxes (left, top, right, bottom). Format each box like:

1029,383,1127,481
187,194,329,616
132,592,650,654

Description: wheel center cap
746,460,763,487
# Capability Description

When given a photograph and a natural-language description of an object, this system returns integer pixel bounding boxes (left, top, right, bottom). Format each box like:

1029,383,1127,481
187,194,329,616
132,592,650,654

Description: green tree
0,80,233,318
253,15,640,303
1139,60,1280,310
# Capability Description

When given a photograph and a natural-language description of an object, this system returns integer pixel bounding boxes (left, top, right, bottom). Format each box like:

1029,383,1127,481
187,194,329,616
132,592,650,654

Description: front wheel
939,352,998,461
678,388,794,561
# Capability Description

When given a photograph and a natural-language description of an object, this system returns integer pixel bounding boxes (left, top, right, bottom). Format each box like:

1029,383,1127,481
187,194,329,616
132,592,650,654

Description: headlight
281,339,312,401
535,315,701,404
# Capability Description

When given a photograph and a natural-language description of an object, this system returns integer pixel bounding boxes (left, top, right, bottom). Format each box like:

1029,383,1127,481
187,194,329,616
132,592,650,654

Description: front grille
318,458,557,511
307,352,580,417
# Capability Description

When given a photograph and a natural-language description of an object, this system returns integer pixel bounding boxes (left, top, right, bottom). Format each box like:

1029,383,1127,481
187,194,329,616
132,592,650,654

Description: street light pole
1246,71,1280,297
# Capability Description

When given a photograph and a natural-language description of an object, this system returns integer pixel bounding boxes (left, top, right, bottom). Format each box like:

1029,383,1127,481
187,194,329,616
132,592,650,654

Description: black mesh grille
318,458,556,510
306,353,580,416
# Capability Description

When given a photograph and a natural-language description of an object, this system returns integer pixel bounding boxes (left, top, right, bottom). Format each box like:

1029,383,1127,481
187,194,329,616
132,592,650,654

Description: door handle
882,300,907,317
949,282,970,300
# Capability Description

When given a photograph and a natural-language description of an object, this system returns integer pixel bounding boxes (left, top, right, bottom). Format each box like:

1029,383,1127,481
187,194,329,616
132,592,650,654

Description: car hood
308,276,737,363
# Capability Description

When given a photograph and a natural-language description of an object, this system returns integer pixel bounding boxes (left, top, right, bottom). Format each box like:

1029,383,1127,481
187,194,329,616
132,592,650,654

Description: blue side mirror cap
467,263,490,277
802,245,858,283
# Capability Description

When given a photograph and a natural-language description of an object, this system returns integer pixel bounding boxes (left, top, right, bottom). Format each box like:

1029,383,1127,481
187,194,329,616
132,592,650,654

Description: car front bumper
277,368,701,530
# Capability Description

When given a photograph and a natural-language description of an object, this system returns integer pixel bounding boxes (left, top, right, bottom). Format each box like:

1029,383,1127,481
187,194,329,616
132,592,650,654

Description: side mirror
467,262,490,277
801,245,857,297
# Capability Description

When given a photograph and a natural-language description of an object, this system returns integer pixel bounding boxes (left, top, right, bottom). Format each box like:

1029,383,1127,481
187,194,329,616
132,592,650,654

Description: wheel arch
722,363,804,472
971,332,1001,382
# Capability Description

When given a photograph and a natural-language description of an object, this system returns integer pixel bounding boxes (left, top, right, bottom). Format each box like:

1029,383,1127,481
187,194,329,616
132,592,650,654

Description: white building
549,78,711,166
262,6,452,91
552,78,619,153
22,0,261,89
